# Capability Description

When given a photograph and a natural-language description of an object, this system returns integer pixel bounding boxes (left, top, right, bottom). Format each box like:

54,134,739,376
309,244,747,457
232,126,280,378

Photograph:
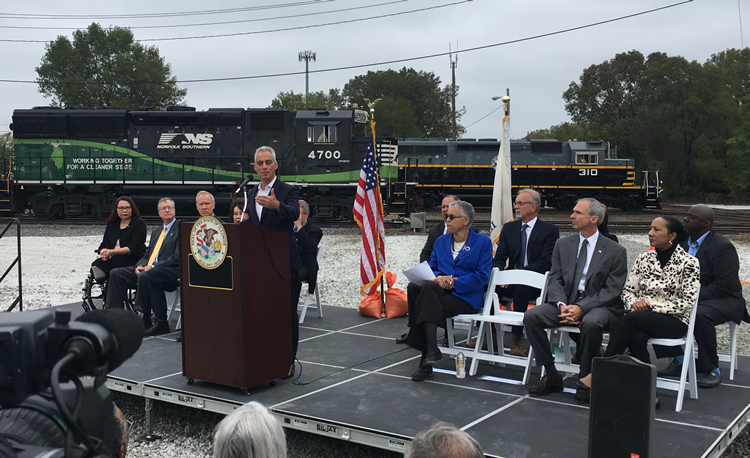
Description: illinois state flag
489,113,513,254
353,137,386,296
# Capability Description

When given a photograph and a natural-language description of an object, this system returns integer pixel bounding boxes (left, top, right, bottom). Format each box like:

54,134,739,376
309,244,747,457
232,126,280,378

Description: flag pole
489,90,513,256
370,113,386,319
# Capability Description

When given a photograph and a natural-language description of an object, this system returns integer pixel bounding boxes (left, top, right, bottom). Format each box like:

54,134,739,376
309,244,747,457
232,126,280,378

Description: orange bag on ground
359,293,383,318
384,288,407,319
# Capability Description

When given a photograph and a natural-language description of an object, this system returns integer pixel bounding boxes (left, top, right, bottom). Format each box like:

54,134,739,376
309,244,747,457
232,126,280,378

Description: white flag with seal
489,114,513,255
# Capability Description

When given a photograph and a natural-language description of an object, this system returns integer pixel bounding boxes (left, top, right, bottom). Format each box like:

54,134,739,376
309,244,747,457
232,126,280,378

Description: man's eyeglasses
158,205,174,212
444,214,465,220
514,201,532,207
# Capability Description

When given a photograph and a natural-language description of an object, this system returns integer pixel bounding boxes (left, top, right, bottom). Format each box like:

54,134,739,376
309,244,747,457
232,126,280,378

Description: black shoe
176,331,182,343
697,370,722,388
422,350,443,366
411,365,433,381
528,375,564,397
574,380,591,404
657,358,683,377
655,398,661,410
395,333,408,344
144,319,170,337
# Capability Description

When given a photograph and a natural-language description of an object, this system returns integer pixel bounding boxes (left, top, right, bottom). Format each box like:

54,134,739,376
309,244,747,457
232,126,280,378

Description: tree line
527,49,750,200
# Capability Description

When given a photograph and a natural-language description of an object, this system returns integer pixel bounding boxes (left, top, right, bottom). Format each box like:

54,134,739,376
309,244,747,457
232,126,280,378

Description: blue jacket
430,230,493,309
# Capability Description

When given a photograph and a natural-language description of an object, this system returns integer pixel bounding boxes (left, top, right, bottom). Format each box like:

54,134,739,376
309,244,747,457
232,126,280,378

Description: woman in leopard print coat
603,216,700,365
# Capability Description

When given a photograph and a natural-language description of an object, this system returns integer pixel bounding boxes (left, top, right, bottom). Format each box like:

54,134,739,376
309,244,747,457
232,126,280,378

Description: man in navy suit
245,146,301,370
107,197,180,336
492,188,559,356
659,205,749,388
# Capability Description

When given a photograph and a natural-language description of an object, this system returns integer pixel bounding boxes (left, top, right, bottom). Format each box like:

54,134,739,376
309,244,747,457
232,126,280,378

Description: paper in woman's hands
403,261,436,286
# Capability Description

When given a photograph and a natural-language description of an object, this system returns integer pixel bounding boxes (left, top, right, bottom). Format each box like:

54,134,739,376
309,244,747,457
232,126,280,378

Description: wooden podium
180,220,292,390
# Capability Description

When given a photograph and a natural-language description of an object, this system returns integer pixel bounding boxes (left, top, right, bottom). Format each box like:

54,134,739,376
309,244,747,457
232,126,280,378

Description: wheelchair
81,266,136,313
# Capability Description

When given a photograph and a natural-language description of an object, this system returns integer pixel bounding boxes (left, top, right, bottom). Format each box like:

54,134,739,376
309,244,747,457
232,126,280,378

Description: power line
0,1,330,20
0,0,694,85
0,0,467,43
0,0,405,31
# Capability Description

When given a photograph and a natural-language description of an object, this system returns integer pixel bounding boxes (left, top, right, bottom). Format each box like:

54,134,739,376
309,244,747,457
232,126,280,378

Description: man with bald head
659,205,749,388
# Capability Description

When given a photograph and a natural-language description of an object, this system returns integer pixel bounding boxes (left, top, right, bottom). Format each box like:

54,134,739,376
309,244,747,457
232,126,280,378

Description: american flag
353,137,386,296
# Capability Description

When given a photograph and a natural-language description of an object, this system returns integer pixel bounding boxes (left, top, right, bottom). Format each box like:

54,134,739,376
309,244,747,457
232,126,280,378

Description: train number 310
308,150,341,160
579,168,598,176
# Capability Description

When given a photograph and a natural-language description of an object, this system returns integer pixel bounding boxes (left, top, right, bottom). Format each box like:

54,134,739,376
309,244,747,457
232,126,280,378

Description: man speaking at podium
244,146,302,376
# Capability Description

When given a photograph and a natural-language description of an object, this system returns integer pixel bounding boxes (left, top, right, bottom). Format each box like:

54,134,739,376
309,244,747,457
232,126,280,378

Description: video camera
0,308,144,458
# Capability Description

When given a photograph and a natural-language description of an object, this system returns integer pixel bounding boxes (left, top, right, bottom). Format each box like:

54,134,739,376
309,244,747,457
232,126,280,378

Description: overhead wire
0,0,694,86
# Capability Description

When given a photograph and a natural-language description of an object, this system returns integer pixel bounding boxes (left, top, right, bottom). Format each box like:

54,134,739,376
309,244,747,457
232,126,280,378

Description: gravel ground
2,223,750,457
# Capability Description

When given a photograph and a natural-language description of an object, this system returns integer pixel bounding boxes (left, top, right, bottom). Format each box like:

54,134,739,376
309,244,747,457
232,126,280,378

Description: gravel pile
2,223,750,457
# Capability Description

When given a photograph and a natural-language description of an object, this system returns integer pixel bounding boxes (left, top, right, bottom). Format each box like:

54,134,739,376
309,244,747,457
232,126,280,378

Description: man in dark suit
107,197,180,336
659,205,749,388
523,198,627,403
419,195,459,263
492,188,559,356
245,146,301,371
294,199,323,296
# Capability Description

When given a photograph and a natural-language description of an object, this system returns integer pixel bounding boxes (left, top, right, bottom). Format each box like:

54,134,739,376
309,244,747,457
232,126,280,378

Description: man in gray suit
107,197,180,336
523,198,627,403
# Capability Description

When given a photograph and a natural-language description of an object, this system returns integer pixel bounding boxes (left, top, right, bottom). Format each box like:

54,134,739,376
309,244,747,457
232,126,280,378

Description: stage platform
100,304,750,458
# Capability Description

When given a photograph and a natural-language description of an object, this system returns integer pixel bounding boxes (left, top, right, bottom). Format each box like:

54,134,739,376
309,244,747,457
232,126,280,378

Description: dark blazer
429,230,493,309
245,179,302,271
691,230,748,323
296,221,323,293
99,218,147,262
137,220,180,270
546,232,628,314
492,218,559,274
420,222,447,263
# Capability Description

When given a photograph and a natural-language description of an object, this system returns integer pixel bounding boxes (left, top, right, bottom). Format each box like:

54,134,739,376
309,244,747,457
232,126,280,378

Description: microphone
235,174,253,194
71,309,144,373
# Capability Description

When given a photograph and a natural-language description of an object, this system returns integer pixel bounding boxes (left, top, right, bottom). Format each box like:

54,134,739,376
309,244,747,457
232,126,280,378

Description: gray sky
0,0,744,141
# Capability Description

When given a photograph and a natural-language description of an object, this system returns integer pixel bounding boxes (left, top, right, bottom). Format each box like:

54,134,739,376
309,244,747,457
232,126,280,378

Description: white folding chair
166,285,182,330
443,268,499,358
649,285,701,412
445,268,548,384
298,246,324,324
718,321,739,381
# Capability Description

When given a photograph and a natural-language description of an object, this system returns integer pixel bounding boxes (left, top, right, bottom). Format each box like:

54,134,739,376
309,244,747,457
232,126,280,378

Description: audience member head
113,403,129,458
440,195,460,220
683,204,714,240
213,401,286,458
231,199,249,223
297,199,310,226
446,201,474,235
196,190,215,217
404,423,484,458
571,198,605,236
599,211,612,234
157,197,176,225
254,146,279,186
650,216,687,251
514,189,541,222
107,196,141,225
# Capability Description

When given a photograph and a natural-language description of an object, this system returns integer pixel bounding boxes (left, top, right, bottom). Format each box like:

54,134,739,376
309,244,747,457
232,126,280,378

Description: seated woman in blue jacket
406,200,493,382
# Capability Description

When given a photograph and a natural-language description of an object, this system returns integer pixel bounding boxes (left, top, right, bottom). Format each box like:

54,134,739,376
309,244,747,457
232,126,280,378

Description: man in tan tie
106,197,181,336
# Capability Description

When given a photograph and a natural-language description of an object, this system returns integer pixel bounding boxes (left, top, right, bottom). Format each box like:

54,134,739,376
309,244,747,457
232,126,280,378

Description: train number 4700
579,169,598,176
308,150,341,160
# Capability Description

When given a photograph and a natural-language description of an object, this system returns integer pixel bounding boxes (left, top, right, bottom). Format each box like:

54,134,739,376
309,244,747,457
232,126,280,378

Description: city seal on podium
191,216,228,270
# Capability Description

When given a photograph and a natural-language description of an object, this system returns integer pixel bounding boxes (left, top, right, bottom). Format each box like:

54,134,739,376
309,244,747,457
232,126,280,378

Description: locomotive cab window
575,153,598,165
308,125,337,143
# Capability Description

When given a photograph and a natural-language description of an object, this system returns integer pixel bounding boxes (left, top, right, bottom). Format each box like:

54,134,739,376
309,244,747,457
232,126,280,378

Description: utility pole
298,51,316,98
449,42,458,139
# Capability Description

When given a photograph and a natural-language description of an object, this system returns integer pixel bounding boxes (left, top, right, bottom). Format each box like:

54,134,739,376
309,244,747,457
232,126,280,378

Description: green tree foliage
369,96,421,139
270,89,346,111
524,122,591,141
562,48,749,199
726,95,750,197
343,67,464,138
0,133,13,159
36,23,187,110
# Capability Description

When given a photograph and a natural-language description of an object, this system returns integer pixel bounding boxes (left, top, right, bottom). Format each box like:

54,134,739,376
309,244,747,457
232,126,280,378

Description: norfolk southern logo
157,133,213,150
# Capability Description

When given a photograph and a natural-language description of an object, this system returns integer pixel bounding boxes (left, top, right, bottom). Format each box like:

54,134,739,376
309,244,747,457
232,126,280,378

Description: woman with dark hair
580,216,700,404
229,199,250,223
91,196,147,281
